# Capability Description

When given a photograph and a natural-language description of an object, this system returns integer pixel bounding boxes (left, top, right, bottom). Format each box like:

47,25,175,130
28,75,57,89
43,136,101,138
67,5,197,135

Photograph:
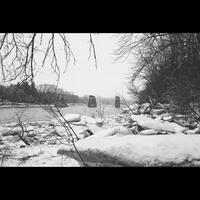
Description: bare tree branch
0,33,99,85
88,33,98,69
42,104,88,167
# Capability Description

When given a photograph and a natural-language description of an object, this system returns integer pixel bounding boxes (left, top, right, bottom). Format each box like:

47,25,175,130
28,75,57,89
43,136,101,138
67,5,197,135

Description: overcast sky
34,33,134,99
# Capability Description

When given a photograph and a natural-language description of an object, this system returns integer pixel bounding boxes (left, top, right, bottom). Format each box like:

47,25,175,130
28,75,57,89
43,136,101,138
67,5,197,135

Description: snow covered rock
0,127,10,136
184,127,200,135
131,115,187,134
57,134,200,167
174,114,186,119
151,109,165,115
162,116,172,121
81,116,97,124
154,116,163,121
53,126,66,137
80,116,104,126
79,129,94,139
54,124,91,140
95,118,104,126
93,126,132,138
1,127,22,136
139,129,159,135
109,126,132,136
63,114,81,122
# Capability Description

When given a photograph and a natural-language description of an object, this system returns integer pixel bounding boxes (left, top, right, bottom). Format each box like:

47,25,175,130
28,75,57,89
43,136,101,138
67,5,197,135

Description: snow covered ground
1,103,200,167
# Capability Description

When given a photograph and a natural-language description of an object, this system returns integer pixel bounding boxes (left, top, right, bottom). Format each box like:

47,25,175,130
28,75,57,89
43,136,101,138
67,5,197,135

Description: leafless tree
114,33,200,84
0,33,98,84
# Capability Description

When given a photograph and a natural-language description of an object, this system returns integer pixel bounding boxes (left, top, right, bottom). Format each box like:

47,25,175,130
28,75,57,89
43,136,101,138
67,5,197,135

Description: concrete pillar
88,95,97,107
115,96,120,108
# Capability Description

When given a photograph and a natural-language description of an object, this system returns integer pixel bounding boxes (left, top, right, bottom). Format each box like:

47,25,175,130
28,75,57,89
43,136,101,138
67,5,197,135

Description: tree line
115,33,200,113
0,82,80,106
0,81,117,106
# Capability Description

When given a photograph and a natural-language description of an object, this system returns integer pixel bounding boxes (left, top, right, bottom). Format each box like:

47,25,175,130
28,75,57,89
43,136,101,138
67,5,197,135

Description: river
0,104,123,124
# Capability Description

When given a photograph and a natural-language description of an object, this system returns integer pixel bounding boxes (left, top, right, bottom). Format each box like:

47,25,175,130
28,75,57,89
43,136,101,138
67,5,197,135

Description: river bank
1,102,200,167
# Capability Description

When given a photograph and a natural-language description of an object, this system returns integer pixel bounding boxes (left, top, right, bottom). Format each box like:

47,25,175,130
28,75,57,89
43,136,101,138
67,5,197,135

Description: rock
3,122,17,127
151,109,165,115
174,114,186,119
139,129,159,135
130,126,139,134
154,103,165,109
85,129,94,136
79,129,94,139
121,105,138,114
96,118,104,127
26,126,34,132
79,133,87,139
0,134,3,144
41,124,48,128
122,122,131,127
184,130,195,135
184,127,200,135
131,115,187,134
0,127,9,136
48,122,55,127
2,129,21,136
196,126,200,134
54,123,90,140
48,140,57,145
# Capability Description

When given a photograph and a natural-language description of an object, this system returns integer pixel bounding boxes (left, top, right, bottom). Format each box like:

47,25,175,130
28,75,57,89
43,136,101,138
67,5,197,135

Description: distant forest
0,81,114,106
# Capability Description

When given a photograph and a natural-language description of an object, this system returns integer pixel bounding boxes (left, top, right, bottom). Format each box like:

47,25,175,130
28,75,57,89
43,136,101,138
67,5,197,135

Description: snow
1,145,80,167
57,133,200,166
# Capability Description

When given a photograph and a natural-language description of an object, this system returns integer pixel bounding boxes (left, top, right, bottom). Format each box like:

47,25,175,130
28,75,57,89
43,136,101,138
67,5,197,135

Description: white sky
34,33,134,99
